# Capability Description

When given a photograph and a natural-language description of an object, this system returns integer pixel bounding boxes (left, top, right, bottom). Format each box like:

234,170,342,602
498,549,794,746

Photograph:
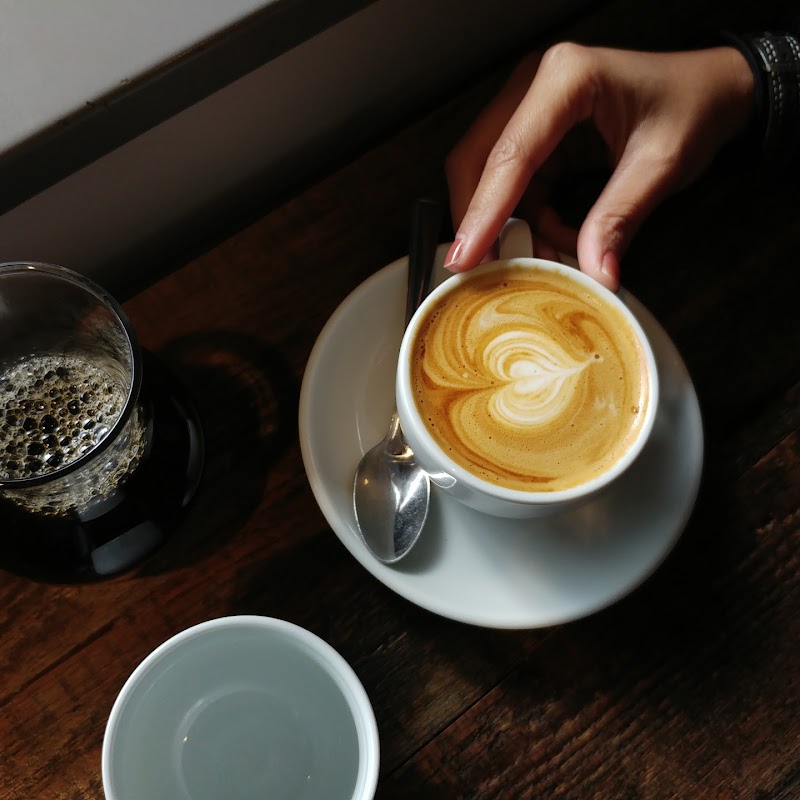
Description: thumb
577,146,679,292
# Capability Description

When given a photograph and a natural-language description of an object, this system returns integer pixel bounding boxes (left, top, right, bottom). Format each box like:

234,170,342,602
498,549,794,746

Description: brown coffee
409,265,651,492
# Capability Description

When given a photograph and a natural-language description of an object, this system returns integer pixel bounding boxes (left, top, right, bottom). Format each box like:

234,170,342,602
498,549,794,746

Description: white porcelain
395,221,659,518
299,246,703,629
102,615,380,800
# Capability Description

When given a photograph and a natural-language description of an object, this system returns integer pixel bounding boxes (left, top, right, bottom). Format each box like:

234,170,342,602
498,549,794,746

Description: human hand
444,44,754,290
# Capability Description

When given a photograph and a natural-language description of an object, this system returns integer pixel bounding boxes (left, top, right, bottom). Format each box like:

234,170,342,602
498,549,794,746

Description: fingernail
600,251,616,278
443,237,464,271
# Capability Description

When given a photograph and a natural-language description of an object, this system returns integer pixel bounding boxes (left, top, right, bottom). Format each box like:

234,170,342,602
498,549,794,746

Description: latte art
410,266,650,492
485,329,594,428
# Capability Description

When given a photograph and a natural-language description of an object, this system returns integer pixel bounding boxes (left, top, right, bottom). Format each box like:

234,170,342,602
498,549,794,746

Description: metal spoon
353,198,442,563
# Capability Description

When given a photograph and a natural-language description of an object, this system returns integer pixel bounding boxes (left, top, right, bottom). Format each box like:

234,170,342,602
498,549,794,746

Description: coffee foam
410,266,650,493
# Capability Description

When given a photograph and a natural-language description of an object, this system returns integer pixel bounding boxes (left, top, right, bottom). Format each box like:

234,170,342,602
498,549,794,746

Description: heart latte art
410,266,650,492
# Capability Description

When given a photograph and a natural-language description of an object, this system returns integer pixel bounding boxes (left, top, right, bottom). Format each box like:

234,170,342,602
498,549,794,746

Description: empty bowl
102,615,380,800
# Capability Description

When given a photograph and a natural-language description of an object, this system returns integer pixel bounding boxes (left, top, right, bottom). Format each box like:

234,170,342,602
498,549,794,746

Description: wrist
722,30,800,166
689,47,755,148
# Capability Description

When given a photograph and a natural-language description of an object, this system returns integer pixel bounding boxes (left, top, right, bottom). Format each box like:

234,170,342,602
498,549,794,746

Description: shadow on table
136,329,298,575
562,459,788,709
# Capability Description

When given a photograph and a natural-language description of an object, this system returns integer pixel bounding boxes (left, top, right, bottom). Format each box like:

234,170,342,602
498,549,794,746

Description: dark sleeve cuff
722,30,800,167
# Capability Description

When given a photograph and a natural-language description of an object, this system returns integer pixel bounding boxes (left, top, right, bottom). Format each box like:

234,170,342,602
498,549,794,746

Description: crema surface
410,266,650,492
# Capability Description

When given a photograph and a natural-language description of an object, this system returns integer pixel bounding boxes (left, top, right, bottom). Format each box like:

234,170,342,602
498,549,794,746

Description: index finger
446,43,597,272
446,53,543,228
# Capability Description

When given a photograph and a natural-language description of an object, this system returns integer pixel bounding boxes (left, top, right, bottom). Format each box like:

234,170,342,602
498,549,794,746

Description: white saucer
299,247,703,629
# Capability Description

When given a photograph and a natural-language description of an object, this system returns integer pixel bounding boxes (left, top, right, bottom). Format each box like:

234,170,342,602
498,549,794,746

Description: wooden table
3,2,800,797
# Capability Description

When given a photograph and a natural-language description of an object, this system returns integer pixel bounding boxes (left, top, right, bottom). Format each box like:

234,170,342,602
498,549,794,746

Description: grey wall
0,0,591,290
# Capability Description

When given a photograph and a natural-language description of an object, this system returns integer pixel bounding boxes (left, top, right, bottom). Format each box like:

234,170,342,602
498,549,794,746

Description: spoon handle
404,198,442,328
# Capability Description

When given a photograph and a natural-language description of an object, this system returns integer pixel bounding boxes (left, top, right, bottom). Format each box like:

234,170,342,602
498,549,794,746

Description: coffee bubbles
0,353,146,515
410,266,650,493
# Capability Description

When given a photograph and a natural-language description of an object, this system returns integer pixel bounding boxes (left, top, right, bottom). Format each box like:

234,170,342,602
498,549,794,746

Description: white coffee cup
396,219,659,519
102,615,380,800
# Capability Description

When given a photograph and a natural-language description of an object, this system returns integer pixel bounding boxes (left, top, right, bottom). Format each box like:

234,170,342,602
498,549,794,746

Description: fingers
446,54,541,230
530,236,560,262
445,44,596,272
532,205,579,256
577,137,682,291
445,43,758,288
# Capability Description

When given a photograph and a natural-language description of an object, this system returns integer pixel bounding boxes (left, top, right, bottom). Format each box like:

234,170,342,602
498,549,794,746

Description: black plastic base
0,352,204,583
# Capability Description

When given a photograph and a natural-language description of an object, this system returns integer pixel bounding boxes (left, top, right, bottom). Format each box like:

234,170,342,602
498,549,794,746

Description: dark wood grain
2,1,799,798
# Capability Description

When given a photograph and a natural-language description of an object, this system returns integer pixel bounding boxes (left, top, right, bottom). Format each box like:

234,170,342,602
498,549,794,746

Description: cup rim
101,614,380,800
0,261,142,489
397,256,660,505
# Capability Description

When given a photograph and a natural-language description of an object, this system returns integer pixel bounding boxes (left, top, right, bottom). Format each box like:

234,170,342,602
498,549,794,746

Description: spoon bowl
353,411,430,563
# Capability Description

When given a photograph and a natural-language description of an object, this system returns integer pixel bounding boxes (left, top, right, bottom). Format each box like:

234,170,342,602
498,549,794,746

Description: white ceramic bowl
102,615,379,800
